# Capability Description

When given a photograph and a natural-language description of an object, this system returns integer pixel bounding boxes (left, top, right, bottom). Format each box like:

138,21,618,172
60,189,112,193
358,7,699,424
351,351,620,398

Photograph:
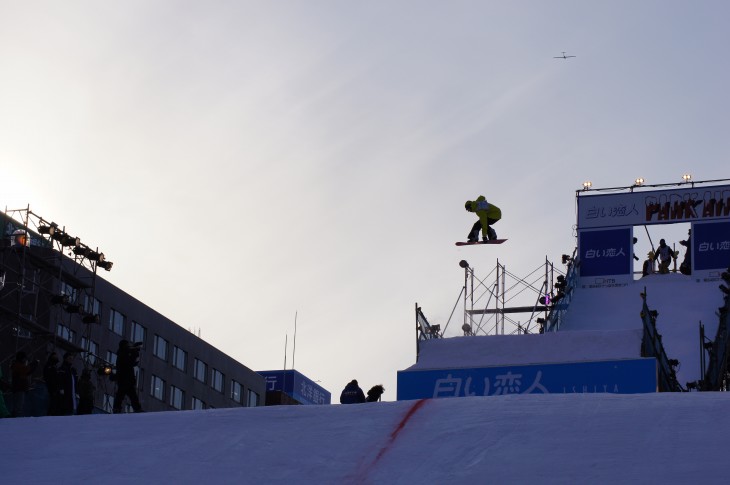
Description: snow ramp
559,273,726,386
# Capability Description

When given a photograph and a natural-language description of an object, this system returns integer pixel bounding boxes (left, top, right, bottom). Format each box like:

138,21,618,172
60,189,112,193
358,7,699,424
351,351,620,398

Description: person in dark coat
43,352,61,416
366,384,385,402
11,351,39,417
57,352,78,415
340,379,366,404
656,239,675,274
76,368,95,415
679,229,691,275
113,340,143,413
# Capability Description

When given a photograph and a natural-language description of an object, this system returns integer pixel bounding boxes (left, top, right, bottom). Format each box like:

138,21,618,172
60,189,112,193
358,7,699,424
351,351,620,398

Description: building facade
0,209,265,415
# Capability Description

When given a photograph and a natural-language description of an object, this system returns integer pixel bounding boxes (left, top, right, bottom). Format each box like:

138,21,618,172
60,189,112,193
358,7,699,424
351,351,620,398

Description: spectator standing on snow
43,352,61,416
11,351,38,417
340,379,366,404
656,239,675,274
113,340,143,413
679,229,692,275
57,352,78,415
77,368,95,415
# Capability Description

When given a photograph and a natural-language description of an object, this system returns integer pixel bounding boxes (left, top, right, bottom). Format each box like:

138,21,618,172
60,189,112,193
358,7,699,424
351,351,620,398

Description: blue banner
258,370,331,405
693,221,730,271
579,228,632,277
397,358,657,400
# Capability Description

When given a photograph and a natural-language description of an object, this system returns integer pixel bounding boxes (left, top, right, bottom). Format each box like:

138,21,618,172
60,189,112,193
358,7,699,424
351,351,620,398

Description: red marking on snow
373,398,428,464
353,399,429,482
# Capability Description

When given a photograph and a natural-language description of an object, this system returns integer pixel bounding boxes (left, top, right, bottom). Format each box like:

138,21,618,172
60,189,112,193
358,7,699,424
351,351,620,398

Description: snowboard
455,239,507,246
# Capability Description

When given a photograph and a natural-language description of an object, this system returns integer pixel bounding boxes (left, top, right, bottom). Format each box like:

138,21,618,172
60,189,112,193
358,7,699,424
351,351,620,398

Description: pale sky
1,1,728,400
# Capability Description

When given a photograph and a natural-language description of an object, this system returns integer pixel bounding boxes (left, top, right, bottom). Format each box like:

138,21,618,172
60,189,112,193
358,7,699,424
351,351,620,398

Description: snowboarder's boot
487,227,498,240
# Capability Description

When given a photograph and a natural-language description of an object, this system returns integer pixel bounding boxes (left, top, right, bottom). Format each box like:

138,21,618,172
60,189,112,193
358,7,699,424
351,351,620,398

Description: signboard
257,370,331,405
578,228,632,277
397,358,657,400
693,221,730,271
577,184,730,229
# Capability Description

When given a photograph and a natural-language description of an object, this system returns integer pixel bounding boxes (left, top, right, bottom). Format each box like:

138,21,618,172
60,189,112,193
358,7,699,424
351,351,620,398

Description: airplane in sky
554,52,576,59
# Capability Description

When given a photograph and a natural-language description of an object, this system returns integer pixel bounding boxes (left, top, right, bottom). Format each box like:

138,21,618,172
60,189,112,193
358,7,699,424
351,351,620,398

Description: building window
170,386,185,410
56,324,75,343
60,281,78,302
247,389,260,407
109,308,125,336
231,380,243,403
151,375,165,401
172,346,187,372
130,321,147,348
153,335,168,361
84,295,101,315
192,397,206,410
193,358,207,383
106,350,117,366
80,337,98,365
211,369,224,393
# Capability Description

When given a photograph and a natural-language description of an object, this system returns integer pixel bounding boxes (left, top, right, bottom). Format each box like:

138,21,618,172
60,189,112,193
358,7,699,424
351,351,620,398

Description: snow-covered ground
4,392,729,484
4,272,728,483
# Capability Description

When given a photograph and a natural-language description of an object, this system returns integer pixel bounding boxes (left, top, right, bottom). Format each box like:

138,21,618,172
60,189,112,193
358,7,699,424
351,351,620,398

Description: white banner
577,184,730,229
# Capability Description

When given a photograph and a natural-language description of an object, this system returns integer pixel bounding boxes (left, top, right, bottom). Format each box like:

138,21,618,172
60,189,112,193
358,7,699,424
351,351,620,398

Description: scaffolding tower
1,206,111,373
416,257,566,356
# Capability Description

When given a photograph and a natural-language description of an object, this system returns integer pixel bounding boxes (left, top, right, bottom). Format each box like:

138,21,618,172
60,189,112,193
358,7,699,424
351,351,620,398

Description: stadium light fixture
634,178,645,186
582,181,592,191
38,222,58,236
682,174,692,183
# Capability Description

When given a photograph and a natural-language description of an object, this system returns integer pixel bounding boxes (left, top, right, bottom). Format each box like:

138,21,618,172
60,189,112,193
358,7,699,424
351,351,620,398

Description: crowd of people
0,350,89,418
0,339,144,418
640,229,692,276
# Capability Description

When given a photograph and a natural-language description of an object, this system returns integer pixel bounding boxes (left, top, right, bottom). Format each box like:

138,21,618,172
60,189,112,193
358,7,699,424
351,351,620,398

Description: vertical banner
579,228,632,277
693,221,730,271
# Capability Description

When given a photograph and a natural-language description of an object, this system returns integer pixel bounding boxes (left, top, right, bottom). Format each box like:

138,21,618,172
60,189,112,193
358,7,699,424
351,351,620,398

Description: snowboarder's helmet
464,201,472,211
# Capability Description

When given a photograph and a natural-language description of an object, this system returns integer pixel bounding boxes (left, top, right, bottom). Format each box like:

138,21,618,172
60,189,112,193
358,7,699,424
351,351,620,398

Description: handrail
640,290,683,392
415,304,441,361
701,280,730,390
544,248,578,332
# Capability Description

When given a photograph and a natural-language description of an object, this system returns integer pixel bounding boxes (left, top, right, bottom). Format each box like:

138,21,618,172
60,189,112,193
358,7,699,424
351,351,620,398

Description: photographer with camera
112,340,143,413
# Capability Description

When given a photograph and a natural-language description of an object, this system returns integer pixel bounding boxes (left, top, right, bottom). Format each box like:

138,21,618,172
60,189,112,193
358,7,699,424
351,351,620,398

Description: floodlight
682,174,692,183
582,181,592,190
65,303,82,313
82,313,100,324
38,223,57,236
51,294,70,305
634,178,644,186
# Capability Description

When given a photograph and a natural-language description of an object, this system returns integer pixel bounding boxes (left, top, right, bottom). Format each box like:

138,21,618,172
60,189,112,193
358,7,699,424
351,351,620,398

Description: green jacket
468,195,501,223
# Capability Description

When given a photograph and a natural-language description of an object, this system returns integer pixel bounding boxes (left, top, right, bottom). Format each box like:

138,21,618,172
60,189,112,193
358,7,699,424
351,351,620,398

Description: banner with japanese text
577,184,730,229
396,358,657,400
693,221,730,271
579,228,632,277
258,370,331,405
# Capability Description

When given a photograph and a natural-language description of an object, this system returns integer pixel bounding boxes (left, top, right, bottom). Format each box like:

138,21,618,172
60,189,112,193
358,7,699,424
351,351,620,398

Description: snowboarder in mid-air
465,196,501,242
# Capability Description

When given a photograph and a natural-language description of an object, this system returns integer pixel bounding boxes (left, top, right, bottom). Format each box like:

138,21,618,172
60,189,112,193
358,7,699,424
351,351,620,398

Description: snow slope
3,393,729,484
559,273,725,387
409,329,643,370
